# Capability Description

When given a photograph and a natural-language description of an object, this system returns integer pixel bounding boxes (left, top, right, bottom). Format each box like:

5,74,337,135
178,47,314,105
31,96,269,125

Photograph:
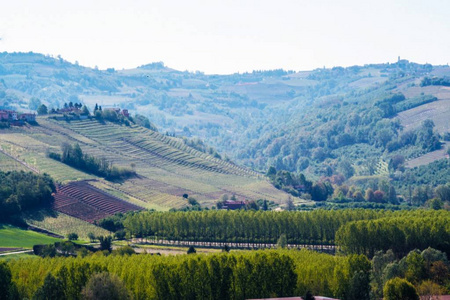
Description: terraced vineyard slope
54,180,143,223
0,117,295,209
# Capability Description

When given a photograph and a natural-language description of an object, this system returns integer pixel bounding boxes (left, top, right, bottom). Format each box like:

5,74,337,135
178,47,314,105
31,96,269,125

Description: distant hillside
0,52,449,191
0,116,294,209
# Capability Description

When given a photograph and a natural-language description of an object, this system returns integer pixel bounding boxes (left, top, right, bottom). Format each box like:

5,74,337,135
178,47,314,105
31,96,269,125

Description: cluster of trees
44,102,90,115
420,76,450,87
395,162,450,198
268,166,450,209
267,167,401,204
119,209,447,246
0,171,55,221
48,143,136,180
335,210,450,257
95,214,129,240
214,196,272,211
34,236,115,258
133,114,158,131
4,250,373,300
404,184,450,208
371,248,450,299
267,167,313,197
93,104,131,126
394,94,437,113
330,181,400,205
63,101,86,111
375,93,438,117
181,137,223,159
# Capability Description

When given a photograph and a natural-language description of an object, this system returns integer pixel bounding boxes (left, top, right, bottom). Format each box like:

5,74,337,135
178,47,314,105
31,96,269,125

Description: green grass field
0,224,61,248
0,252,37,261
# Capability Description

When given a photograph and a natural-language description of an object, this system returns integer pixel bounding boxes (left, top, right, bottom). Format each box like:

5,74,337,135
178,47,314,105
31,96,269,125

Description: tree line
335,211,450,258
5,246,448,300
5,247,450,300
118,209,449,248
48,143,136,181
4,250,372,300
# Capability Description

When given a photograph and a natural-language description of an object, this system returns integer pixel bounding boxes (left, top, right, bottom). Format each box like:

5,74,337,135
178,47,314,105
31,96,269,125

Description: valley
0,53,449,300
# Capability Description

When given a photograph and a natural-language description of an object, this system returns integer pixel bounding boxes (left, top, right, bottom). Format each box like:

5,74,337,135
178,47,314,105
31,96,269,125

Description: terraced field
0,117,294,209
54,180,143,223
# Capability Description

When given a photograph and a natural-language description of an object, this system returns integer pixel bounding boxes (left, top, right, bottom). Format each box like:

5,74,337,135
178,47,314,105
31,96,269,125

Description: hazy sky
1,0,449,74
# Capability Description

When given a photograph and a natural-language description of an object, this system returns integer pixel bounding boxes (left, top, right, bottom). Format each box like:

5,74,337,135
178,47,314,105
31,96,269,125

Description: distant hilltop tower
397,56,409,65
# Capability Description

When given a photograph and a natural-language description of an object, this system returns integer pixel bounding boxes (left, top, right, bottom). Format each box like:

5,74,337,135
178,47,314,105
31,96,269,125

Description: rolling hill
0,116,294,211
0,52,449,197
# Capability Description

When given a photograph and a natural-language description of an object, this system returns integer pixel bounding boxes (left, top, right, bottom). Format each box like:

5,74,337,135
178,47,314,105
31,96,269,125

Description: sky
0,0,449,74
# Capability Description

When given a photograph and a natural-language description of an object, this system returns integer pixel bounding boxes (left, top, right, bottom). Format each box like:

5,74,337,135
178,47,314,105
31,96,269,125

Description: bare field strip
397,94,450,134
406,142,449,168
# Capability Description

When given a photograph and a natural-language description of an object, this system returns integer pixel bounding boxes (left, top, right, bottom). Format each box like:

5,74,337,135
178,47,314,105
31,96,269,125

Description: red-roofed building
121,109,129,117
221,200,246,210
19,113,36,122
0,110,18,121
0,111,8,121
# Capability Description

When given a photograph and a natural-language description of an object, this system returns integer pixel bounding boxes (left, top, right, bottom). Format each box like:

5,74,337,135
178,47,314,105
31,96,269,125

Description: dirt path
0,250,33,256
132,238,336,253
0,147,40,173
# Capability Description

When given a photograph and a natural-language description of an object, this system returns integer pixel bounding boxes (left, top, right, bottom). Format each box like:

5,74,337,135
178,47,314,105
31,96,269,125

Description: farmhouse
221,200,246,210
121,109,129,117
0,110,36,125
58,107,81,114
19,113,36,122
0,111,9,121
0,110,18,121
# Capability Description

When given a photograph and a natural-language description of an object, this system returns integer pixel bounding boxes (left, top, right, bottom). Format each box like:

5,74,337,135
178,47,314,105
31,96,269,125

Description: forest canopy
0,170,55,221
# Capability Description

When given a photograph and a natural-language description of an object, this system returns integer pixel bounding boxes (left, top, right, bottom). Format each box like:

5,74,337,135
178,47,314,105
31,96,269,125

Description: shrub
383,277,419,300
67,233,78,241
81,272,132,300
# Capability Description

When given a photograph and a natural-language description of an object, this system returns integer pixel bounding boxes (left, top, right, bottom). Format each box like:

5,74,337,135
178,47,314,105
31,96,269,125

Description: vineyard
23,209,110,240
0,117,295,209
53,180,143,223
